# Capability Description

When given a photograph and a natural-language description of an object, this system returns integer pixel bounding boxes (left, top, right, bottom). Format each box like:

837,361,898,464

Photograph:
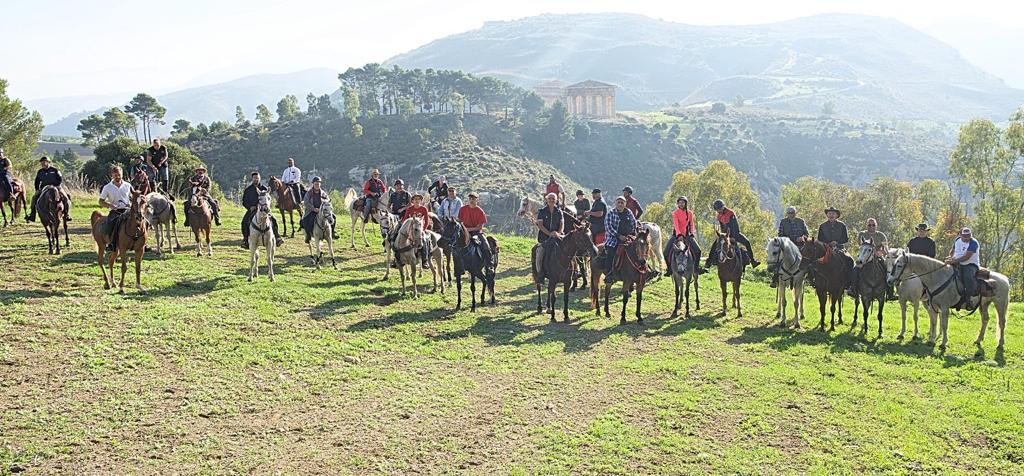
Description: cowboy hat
411,193,424,200
824,206,841,216
466,192,479,198
194,166,206,172
916,223,931,231
370,169,380,175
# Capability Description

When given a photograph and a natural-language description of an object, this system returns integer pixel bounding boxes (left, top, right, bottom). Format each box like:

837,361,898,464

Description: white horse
887,251,1010,350
393,216,443,297
883,249,937,341
143,192,180,256
766,237,806,328
308,199,337,270
380,211,401,280
248,192,276,282
344,187,390,248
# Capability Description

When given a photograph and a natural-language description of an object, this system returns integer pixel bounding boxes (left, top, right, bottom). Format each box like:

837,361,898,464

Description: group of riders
1,142,989,307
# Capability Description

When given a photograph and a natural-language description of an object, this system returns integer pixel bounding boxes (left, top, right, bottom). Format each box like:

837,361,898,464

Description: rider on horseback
583,189,607,245
147,139,171,198
457,192,493,264
534,193,565,278
545,176,564,206
704,199,760,271
281,158,305,211
815,206,852,286
437,187,462,219
401,193,432,267
850,218,888,298
771,206,808,287
0,148,14,199
241,172,284,248
946,227,982,309
907,223,936,258
573,190,590,218
389,179,411,216
26,156,71,223
603,196,638,274
301,177,334,243
664,196,703,277
361,169,386,223
428,175,448,209
98,165,133,252
130,155,156,193
183,166,221,227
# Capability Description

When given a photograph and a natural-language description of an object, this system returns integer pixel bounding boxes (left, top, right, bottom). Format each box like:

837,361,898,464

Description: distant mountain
387,13,1024,122
41,68,341,136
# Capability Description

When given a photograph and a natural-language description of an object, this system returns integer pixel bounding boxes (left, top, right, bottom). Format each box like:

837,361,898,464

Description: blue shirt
604,208,637,247
437,197,463,218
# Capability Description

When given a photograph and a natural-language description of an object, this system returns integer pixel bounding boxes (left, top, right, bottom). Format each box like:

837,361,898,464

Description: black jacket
34,167,62,190
907,236,937,258
242,183,268,209
817,220,849,246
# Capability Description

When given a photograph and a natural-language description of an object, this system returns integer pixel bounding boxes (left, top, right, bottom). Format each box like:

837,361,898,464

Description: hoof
269,276,275,282
793,323,801,330
118,288,126,295
619,318,627,325
828,325,835,332
138,287,147,295
778,322,787,328
248,276,254,282
897,333,905,341
549,316,556,323
103,283,111,290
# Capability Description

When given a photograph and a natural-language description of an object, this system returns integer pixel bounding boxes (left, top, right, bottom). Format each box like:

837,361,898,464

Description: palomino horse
344,187,390,248
393,216,443,297
602,229,652,324
308,199,338,270
766,237,806,328
143,192,180,256
36,185,70,254
800,239,849,331
853,240,888,337
533,221,599,322
248,192,276,282
887,252,1010,351
0,178,26,227
440,218,498,311
90,190,147,294
268,176,301,238
187,186,213,256
883,249,936,341
670,236,701,319
712,231,745,318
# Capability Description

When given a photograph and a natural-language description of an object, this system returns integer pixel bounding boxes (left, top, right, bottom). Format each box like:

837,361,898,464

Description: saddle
353,197,366,212
971,268,997,296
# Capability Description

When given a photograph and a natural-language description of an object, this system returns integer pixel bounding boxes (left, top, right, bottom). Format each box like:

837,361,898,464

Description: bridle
251,194,272,235
768,238,802,282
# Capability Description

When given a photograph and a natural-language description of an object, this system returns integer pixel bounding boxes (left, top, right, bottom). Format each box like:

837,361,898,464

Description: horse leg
206,228,213,256
778,284,787,327
898,299,908,340
411,256,419,298
360,220,369,247
734,279,742,318
636,284,643,322
817,291,826,331
97,245,111,290
536,282,543,314
926,307,938,345
455,271,463,311
620,285,630,324
135,246,145,293
547,281,556,322
107,251,117,293
852,296,860,328
603,283,611,318
719,280,727,317
996,299,1008,349
118,250,129,294
671,276,679,318
172,220,181,251
289,210,296,238
562,280,570,323
877,299,884,338
939,309,950,350
469,274,476,312
249,244,258,282
327,233,337,269
860,297,868,333
685,277,691,319
975,300,990,346
63,217,70,247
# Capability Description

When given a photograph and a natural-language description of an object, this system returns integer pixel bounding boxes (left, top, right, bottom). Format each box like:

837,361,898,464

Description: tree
351,123,363,138
450,92,465,120
255,104,273,126
171,118,193,137
306,93,319,116
316,94,337,118
124,93,166,143
540,101,573,146
81,137,214,198
0,79,45,174
521,92,545,125
276,94,301,121
77,114,110,145
235,106,248,128
397,96,415,118
710,102,727,114
103,107,137,141
51,147,82,176
342,87,360,121
733,94,745,107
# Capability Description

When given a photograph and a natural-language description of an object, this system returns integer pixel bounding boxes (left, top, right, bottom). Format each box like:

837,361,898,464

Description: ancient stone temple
533,79,617,118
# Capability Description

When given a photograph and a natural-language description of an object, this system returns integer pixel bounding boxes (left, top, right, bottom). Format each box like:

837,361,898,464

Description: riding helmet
712,199,725,210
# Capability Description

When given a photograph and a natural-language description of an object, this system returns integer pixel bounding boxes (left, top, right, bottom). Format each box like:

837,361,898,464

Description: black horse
440,218,499,312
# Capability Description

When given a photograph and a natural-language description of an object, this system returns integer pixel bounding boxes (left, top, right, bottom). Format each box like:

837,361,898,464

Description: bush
80,137,218,199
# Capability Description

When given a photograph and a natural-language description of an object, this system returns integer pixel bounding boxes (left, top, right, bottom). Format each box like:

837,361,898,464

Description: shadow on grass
0,288,69,305
131,276,230,300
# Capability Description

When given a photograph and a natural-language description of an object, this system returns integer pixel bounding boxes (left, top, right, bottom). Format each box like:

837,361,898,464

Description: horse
143,192,180,256
90,190,147,294
36,185,70,254
440,218,498,311
0,178,26,227
393,216,442,297
887,252,1010,351
766,237,806,328
131,168,151,195
268,176,301,238
379,211,401,279
712,231,745,318
602,229,652,324
800,239,849,331
853,240,888,337
308,199,337,270
533,221,599,322
248,191,276,282
883,248,937,341
186,186,213,256
669,237,701,319
344,187,390,248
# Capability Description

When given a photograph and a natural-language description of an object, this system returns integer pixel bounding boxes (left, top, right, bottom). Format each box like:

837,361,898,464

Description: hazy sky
4,0,1022,100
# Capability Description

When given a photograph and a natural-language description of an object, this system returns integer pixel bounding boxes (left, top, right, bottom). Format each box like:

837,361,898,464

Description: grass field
1,203,1022,474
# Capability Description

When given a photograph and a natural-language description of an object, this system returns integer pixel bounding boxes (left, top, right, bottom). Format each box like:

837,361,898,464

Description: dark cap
591,188,602,194
39,156,50,162
575,189,584,196
250,171,260,177
622,186,633,193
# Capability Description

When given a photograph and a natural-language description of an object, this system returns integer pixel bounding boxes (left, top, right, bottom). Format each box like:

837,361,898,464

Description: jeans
959,264,979,297
604,243,618,272
0,172,12,196
362,196,378,222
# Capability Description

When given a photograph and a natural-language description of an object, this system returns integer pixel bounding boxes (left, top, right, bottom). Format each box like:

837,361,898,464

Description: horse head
571,222,599,258
320,200,335,226
635,229,651,259
886,248,910,285
516,196,532,217
440,217,461,244
855,239,876,267
257,191,272,214
765,237,784,273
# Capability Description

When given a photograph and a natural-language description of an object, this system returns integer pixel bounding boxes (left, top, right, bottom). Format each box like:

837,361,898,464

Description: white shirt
952,238,981,267
99,181,133,210
282,166,301,184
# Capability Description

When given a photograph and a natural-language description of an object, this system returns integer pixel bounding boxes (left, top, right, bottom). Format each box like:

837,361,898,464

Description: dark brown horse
853,240,888,337
90,190,147,294
268,176,300,238
36,185,70,254
712,231,745,318
533,220,599,322
0,178,26,227
800,239,849,331
601,229,652,324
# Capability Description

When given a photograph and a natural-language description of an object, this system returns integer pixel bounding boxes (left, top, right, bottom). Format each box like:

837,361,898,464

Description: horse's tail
14,186,26,216
169,201,177,224
343,188,357,210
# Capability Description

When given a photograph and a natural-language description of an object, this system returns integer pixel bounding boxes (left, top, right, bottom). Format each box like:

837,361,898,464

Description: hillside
387,13,1024,121
41,68,340,136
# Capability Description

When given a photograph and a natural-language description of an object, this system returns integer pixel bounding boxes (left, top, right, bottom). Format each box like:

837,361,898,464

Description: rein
769,240,803,282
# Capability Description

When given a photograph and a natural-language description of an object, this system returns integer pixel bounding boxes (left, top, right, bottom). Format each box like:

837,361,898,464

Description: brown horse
131,168,151,195
800,239,849,331
36,185,70,254
602,229,652,324
712,231,745,318
1,178,27,227
268,176,300,238
533,220,599,322
90,190,147,294
187,186,213,256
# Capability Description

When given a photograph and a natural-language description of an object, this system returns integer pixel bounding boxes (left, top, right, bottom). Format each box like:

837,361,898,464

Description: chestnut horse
187,186,213,256
712,231,745,318
602,229,652,324
0,178,26,227
36,185,70,254
533,219,599,323
90,190,147,294
268,176,300,238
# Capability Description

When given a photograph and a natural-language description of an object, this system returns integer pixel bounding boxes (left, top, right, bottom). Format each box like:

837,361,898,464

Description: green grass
1,203,1022,474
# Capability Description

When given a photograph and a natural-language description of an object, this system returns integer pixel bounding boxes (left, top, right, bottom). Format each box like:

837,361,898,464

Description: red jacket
402,205,430,230
363,178,385,197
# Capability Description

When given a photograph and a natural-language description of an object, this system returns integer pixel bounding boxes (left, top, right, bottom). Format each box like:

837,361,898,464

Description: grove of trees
0,78,45,175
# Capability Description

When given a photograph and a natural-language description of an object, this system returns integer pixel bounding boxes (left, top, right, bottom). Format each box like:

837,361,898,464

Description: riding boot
886,285,896,301
26,193,38,221
211,202,221,226
61,194,72,221
183,202,191,227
